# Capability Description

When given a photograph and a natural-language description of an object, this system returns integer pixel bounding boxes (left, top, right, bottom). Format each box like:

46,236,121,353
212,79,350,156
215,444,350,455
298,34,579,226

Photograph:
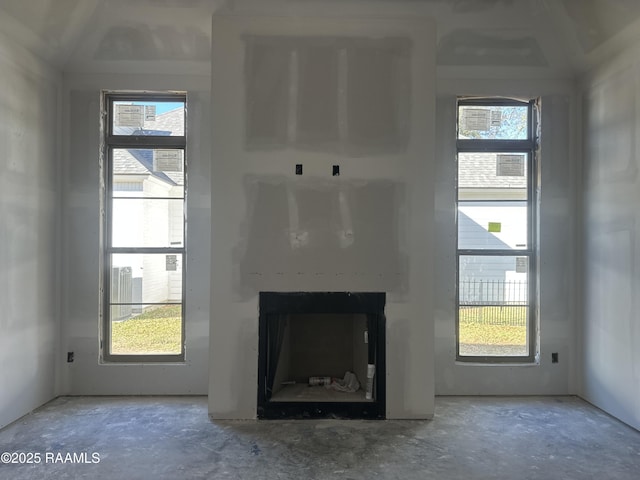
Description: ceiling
1,0,639,77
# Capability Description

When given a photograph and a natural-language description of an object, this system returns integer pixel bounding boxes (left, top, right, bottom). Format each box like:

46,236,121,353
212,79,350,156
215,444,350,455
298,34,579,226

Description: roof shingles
458,152,527,190
113,107,184,186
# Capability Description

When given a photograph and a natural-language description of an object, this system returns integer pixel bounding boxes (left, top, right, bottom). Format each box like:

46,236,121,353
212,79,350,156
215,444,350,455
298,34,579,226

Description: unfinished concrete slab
0,396,639,480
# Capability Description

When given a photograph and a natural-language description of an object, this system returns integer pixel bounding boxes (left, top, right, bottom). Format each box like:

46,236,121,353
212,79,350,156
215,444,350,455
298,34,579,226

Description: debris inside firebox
331,371,361,393
308,376,331,386
308,371,360,393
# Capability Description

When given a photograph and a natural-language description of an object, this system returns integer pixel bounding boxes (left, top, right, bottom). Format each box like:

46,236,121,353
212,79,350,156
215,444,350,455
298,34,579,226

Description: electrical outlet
552,352,558,363
67,351,74,363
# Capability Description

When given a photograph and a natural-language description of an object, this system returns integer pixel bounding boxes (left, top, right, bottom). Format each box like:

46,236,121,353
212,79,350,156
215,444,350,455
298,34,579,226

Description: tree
459,106,528,140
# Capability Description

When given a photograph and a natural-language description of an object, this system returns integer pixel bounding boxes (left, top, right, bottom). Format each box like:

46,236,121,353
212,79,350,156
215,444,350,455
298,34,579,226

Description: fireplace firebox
258,292,386,419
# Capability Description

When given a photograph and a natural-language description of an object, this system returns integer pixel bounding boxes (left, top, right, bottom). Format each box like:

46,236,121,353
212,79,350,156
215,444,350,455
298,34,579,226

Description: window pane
110,304,182,355
458,151,528,250
458,255,529,357
113,149,184,195
112,100,185,136
111,198,184,248
111,254,182,304
458,152,528,200
458,105,528,140
458,201,527,250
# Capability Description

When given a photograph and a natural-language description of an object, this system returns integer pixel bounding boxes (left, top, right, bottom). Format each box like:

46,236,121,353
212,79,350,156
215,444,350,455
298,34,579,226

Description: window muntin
456,98,537,363
103,92,186,362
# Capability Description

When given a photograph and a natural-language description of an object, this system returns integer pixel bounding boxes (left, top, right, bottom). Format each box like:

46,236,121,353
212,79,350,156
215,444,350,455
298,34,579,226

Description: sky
114,101,184,115
155,102,183,115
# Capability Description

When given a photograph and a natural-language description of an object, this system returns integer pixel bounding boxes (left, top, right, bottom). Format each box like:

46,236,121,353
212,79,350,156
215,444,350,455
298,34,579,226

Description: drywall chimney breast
209,13,436,420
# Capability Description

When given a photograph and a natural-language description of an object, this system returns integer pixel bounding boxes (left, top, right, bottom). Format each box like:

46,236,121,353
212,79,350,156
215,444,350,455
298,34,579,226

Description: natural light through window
102,92,187,362
456,98,538,362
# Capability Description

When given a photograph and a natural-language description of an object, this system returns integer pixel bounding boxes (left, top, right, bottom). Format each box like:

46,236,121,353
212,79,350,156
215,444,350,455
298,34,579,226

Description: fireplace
258,292,386,419
210,14,436,420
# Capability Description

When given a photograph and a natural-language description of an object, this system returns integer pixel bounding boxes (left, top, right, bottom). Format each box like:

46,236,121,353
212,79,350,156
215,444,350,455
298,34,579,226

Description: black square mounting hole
295,164,303,175
332,165,340,176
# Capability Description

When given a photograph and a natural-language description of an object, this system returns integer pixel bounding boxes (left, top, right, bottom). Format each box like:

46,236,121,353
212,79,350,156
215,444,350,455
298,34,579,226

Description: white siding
458,202,528,250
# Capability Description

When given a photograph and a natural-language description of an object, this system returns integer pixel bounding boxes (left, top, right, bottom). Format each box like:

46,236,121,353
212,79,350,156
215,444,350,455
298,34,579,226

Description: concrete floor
0,396,639,480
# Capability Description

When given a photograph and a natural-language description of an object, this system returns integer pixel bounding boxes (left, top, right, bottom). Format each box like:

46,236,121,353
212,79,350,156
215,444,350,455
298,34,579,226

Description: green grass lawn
111,305,182,355
459,321,526,346
459,306,527,346
111,305,527,354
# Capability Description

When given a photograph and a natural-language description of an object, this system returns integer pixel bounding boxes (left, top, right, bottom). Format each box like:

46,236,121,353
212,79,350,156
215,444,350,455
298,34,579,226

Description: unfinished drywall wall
94,25,210,61
437,30,547,67
237,177,406,296
210,14,435,419
243,35,411,156
434,78,578,396
0,31,61,429
60,73,211,395
582,42,640,431
560,0,640,53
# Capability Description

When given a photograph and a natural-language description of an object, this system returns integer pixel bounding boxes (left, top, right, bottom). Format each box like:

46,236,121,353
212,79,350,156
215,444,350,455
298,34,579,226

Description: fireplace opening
258,292,386,419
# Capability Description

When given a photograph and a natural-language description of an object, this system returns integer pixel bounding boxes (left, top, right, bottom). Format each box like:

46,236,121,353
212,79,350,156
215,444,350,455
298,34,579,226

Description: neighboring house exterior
111,107,184,317
458,152,528,305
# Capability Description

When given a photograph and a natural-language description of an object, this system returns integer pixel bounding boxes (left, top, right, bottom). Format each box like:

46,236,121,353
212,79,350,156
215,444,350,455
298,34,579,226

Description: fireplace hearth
258,292,386,419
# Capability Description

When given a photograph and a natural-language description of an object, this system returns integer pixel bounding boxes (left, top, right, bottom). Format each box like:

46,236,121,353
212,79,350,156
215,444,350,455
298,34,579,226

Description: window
102,92,187,362
456,98,538,362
